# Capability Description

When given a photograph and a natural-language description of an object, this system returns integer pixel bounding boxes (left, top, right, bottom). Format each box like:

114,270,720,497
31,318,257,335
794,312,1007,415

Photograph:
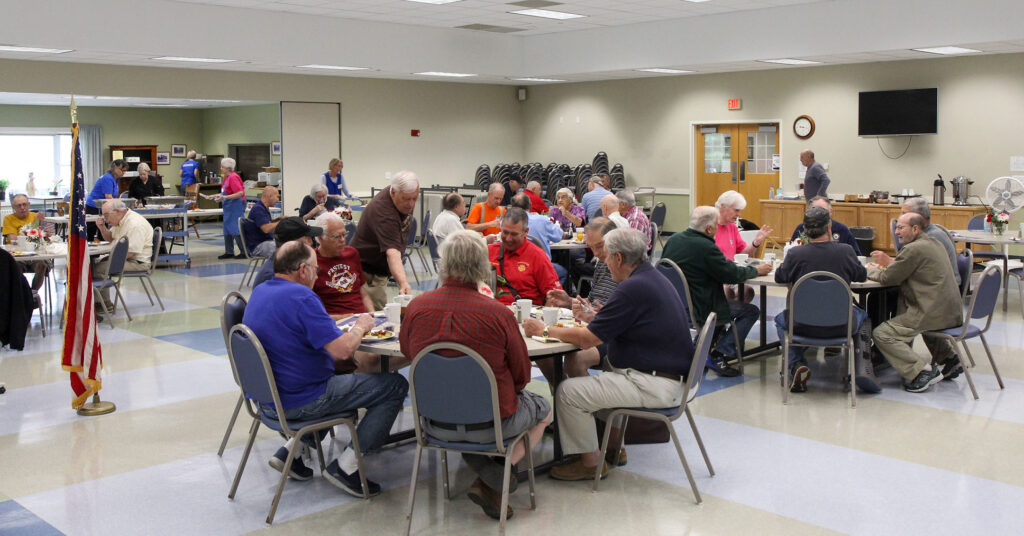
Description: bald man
600,194,628,229
800,150,830,199
246,186,281,258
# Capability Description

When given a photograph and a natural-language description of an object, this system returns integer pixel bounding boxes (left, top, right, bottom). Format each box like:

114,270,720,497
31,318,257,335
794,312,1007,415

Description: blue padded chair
656,258,744,372
781,271,857,407
217,291,247,457
957,248,973,300
226,324,367,525
122,227,164,311
92,236,131,328
923,265,1004,400
890,218,903,251
592,314,718,504
400,217,420,285
236,217,265,290
404,342,538,535
410,210,433,275
345,221,356,243
426,230,442,288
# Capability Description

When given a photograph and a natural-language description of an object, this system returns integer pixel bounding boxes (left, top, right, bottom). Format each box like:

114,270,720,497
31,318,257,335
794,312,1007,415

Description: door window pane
704,133,731,173
746,132,776,174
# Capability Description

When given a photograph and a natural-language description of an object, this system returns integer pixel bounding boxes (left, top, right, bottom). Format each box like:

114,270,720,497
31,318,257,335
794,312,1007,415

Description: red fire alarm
727,99,742,110
411,129,421,137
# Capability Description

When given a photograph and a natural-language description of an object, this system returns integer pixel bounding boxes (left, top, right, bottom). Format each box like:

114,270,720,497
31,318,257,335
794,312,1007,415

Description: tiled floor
2,224,1023,535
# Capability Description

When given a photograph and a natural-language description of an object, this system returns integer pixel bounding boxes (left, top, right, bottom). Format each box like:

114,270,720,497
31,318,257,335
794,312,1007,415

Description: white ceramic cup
763,252,776,264
908,188,915,196
901,188,909,196
384,303,401,325
734,253,749,264
395,294,413,306
542,307,559,326
516,299,533,323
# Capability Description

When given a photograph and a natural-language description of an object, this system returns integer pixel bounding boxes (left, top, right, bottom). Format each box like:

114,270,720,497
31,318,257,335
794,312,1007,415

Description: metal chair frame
426,230,442,289
400,217,421,285
92,236,131,328
236,217,266,290
122,227,164,311
217,291,247,457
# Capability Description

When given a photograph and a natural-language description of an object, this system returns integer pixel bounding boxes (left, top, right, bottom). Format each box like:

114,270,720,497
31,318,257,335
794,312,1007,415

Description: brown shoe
467,478,513,520
606,447,627,467
550,457,609,481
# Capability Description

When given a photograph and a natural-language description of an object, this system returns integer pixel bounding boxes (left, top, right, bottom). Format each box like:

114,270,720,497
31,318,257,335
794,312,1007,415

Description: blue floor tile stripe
156,327,229,356
0,500,64,536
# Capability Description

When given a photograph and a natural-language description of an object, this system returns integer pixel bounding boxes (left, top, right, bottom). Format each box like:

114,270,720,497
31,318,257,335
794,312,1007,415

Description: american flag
61,121,104,409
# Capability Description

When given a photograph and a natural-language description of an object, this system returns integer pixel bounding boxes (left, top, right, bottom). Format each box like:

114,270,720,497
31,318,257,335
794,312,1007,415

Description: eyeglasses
305,262,321,274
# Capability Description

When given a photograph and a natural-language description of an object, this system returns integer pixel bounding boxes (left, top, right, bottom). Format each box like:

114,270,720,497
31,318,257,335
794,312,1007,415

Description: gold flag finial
70,95,78,124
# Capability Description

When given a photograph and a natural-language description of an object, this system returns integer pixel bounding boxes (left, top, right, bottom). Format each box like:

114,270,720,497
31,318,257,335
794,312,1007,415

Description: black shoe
234,253,247,259
941,356,963,381
855,353,882,394
789,365,810,393
707,353,740,377
324,460,381,498
904,367,942,393
269,446,313,481
467,478,513,521
217,253,234,260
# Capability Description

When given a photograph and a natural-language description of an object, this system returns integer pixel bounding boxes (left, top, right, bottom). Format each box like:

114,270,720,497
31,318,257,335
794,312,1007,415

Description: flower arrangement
20,226,51,250
986,208,1011,235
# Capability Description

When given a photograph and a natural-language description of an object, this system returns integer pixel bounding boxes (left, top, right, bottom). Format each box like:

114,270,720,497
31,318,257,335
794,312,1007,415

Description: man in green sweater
661,206,771,376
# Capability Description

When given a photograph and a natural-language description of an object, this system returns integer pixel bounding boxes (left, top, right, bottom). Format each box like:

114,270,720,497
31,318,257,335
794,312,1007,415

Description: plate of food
341,324,396,342
553,320,587,329
10,250,36,257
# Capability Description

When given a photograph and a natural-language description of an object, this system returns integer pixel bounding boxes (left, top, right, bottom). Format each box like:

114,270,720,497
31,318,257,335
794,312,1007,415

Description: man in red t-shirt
314,214,375,316
524,181,549,214
487,207,562,305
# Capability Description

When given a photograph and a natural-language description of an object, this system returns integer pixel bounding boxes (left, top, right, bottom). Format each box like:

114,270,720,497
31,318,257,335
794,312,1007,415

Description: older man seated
524,180,549,214
467,183,507,237
488,207,563,305
661,206,771,377
94,198,153,311
600,194,628,229
2,194,48,290
253,217,323,288
524,228,693,480
790,196,860,255
244,241,408,496
615,190,652,248
401,230,552,521
312,213,374,316
245,186,281,259
431,192,466,243
300,183,341,222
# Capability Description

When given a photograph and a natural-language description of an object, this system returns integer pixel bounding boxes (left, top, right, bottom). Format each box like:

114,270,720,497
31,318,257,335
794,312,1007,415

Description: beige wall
201,104,282,172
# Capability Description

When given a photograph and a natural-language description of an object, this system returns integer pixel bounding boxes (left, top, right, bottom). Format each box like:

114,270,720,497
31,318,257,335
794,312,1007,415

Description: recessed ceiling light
406,0,462,4
151,56,235,63
635,68,694,74
912,46,981,55
297,64,370,71
95,96,124,100
415,72,477,77
510,8,585,20
0,45,72,54
684,0,712,3
757,58,821,65
512,77,567,82
188,99,242,103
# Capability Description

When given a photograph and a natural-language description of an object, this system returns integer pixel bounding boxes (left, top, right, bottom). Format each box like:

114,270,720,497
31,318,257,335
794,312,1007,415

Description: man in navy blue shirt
524,228,693,481
245,186,280,258
789,196,860,254
243,241,407,497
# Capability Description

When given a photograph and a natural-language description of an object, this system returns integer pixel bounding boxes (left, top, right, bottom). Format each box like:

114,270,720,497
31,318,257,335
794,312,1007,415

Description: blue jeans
714,300,759,357
774,307,868,369
267,373,408,454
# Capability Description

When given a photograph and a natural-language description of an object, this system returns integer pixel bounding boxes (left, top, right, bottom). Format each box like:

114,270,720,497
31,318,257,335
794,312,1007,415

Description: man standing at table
488,207,562,305
94,199,153,311
467,183,506,238
774,206,872,394
581,176,611,220
245,241,407,496
350,171,419,310
661,206,771,377
245,186,280,259
800,150,830,199
867,212,963,393
524,228,693,480
790,196,860,255
431,192,466,243
3,194,48,291
401,230,552,521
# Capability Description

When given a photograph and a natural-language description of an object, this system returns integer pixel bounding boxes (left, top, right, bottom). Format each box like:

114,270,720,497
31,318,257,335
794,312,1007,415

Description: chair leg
404,443,423,536
267,439,301,524
955,340,979,400
345,421,370,500
499,451,513,535
684,406,715,476
731,321,744,374
962,340,977,367
217,394,244,456
146,276,165,310
978,334,1004,389
593,411,618,491
848,340,857,408
138,277,155,305
314,437,327,472
114,284,132,322
228,418,260,499
667,420,702,504
439,450,452,500
524,435,536,510
781,339,790,405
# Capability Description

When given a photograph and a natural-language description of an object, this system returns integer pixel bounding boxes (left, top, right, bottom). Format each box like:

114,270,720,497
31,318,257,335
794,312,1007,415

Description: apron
222,181,244,236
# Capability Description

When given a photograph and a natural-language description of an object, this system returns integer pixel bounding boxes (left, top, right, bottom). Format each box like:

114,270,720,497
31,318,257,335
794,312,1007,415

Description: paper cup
542,307,559,326
734,253,749,264
384,303,401,325
516,299,533,323
763,252,776,264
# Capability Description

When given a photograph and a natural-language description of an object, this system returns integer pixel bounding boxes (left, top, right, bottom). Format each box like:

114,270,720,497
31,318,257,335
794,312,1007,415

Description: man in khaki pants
867,212,963,393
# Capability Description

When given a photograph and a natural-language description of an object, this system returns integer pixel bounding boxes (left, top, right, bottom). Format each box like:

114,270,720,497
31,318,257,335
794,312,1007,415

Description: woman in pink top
715,190,773,301
214,157,246,258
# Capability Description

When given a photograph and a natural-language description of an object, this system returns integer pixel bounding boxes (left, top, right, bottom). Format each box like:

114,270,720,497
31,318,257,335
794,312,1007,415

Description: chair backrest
890,218,903,251
237,217,254,258
106,236,130,276
684,312,716,406
647,222,658,259
967,215,986,231
149,227,162,272
56,201,70,216
345,221,356,243
655,258,695,328
426,230,441,264
221,292,248,384
228,324,290,430
526,234,544,250
957,248,973,299
421,210,431,242
409,342,506,449
966,265,1002,324
788,271,853,331
650,202,666,227
406,216,418,247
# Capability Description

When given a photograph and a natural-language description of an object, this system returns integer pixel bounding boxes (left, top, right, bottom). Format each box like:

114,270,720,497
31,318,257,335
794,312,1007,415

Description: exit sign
727,99,742,110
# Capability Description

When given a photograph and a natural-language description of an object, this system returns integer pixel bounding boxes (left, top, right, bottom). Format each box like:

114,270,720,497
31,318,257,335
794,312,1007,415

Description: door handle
731,161,737,184
740,161,746,184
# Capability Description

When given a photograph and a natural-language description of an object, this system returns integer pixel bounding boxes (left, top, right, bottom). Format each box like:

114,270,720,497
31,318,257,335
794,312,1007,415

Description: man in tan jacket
866,212,963,393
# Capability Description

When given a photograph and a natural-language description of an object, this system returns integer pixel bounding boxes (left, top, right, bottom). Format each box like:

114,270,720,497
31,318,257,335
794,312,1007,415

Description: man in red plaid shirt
615,190,652,249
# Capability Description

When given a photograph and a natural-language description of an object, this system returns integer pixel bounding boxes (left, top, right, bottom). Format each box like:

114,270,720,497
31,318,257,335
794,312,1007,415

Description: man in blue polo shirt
85,159,127,240
245,186,280,258
180,150,199,187
580,175,611,220
243,241,408,497
524,228,693,480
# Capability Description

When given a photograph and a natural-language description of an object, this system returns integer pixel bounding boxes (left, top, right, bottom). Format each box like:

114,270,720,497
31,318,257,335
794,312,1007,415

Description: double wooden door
695,123,779,223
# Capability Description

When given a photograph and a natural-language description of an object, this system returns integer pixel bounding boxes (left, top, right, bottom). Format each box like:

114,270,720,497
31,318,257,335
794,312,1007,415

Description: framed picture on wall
156,152,170,165
171,144,186,157
271,141,281,156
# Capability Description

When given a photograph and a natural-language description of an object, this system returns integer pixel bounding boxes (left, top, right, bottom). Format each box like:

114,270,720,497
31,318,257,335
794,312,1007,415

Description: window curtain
80,124,102,189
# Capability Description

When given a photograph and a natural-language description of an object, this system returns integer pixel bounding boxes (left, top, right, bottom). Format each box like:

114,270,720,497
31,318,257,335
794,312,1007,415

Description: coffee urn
933,174,946,205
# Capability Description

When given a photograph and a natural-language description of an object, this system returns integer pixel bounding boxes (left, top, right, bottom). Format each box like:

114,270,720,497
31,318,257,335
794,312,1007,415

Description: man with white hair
401,230,552,520
3,193,48,290
600,194,628,229
313,213,374,316
300,184,341,222
524,180,549,214
245,186,281,259
128,163,164,206
899,197,960,287
467,183,506,237
790,196,860,255
661,206,771,377
430,192,466,243
524,228,693,481
581,176,611,220
350,171,419,309
616,190,652,248
94,198,153,310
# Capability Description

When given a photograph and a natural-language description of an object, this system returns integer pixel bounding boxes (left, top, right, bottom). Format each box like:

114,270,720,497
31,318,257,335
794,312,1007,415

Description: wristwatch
543,326,550,338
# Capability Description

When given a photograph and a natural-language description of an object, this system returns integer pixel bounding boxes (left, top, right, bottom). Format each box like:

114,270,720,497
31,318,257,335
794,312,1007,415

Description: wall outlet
385,171,392,180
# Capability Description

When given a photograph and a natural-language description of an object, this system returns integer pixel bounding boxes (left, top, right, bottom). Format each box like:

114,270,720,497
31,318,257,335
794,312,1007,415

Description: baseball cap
274,216,323,243
803,206,830,232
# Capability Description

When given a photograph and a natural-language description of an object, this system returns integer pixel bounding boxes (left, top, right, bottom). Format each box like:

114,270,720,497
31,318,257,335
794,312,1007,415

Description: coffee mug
384,303,401,325
542,307,559,326
516,299,533,323
734,253,749,264
763,252,776,264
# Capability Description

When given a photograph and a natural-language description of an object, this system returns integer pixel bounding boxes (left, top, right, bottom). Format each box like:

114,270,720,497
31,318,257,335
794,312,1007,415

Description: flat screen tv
858,88,937,136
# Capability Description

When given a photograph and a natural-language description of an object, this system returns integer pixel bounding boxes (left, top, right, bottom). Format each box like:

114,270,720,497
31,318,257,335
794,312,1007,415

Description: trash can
850,226,875,254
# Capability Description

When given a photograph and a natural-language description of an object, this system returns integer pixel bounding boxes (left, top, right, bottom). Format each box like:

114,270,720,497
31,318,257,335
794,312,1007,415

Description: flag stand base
77,394,116,416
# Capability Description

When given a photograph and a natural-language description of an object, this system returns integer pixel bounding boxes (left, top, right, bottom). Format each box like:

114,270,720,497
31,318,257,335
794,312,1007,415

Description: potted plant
0,179,9,201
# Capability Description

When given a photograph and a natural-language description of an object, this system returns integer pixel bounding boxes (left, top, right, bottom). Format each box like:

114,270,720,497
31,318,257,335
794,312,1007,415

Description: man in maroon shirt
488,207,562,305
401,230,552,521
313,213,374,316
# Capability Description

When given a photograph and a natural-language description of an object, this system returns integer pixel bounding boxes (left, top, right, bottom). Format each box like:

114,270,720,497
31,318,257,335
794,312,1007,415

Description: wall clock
794,115,815,139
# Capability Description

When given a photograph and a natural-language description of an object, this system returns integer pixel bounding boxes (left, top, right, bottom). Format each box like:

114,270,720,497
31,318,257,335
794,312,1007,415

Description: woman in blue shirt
322,158,355,199
85,159,127,240
180,150,199,188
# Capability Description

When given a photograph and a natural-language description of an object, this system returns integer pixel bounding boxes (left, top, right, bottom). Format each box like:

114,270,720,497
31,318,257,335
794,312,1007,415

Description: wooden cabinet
858,205,901,251
932,208,983,233
832,205,859,227
110,145,157,195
